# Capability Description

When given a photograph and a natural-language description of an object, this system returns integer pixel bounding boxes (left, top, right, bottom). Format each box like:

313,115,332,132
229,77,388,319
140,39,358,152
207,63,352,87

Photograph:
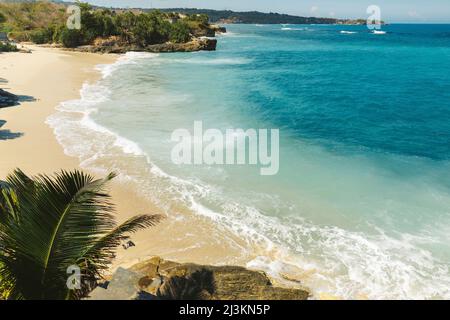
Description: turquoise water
48,24,450,299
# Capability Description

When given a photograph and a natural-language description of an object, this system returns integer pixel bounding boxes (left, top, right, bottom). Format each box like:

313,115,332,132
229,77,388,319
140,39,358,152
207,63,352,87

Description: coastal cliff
88,257,310,300
0,2,225,54
68,37,218,54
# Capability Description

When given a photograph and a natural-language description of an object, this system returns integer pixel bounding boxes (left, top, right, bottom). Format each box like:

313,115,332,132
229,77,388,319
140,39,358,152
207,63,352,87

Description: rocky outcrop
87,257,310,300
211,25,227,34
191,26,216,38
190,24,226,38
145,38,217,53
0,89,19,108
70,38,217,54
87,267,157,300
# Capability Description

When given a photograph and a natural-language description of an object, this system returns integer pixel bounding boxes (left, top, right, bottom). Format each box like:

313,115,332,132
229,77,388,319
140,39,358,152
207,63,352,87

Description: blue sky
66,1,450,23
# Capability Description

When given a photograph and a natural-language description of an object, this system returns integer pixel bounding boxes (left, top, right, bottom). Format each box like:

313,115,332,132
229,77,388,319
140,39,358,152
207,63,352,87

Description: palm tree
0,169,161,300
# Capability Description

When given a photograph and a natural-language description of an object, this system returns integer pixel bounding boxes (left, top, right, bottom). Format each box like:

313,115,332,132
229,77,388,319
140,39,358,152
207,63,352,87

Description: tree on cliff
0,169,161,300
169,21,191,43
0,12,6,25
0,1,213,49
131,11,172,46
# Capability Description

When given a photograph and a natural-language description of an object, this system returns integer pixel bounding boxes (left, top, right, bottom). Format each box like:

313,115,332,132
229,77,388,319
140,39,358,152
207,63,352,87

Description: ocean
47,24,450,299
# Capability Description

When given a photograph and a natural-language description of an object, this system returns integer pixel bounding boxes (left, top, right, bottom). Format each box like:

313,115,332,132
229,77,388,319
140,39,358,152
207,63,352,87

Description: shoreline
2,24,450,301
0,45,288,290
0,45,114,175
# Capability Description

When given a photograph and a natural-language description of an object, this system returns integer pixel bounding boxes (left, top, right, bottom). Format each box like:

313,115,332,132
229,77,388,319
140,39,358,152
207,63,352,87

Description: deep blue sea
48,24,450,299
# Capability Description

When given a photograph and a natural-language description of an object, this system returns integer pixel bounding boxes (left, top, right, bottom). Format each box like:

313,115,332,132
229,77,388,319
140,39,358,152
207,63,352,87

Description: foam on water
46,25,450,300
96,51,160,78
281,27,308,31
159,57,253,65
164,173,450,299
46,52,157,163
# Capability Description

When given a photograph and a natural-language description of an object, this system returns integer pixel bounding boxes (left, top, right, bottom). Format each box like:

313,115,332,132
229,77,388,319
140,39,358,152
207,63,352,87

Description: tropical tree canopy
0,169,161,300
0,2,200,47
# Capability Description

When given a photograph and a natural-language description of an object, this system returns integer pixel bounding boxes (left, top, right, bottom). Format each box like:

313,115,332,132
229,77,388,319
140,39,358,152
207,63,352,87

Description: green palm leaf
0,169,161,300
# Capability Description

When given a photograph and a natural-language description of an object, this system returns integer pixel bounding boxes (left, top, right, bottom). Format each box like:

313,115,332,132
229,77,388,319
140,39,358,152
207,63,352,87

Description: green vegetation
169,21,191,43
0,169,161,300
156,8,364,24
0,42,18,52
0,12,6,25
0,1,67,41
0,1,214,48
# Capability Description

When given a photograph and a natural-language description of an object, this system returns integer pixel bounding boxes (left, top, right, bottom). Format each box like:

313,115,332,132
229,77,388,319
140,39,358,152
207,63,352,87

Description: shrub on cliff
169,21,191,43
0,12,6,25
0,169,161,300
0,42,18,52
185,13,210,25
131,11,171,46
0,1,66,34
29,27,55,44
1,1,215,49
59,28,84,48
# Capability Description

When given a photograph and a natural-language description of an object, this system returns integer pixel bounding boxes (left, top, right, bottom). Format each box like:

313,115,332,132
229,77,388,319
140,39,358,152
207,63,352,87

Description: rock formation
87,257,310,300
191,24,227,37
69,38,217,54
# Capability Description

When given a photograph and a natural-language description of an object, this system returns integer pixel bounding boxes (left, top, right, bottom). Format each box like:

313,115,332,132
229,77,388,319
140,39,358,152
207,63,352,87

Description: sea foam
46,53,155,164
45,25,450,300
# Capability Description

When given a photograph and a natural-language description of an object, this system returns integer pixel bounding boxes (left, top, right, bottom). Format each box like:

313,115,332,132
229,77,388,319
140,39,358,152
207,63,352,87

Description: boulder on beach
87,256,310,300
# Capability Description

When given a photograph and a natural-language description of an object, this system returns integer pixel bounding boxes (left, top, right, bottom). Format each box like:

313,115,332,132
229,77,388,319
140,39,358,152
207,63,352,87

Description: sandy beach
0,45,261,273
0,45,110,175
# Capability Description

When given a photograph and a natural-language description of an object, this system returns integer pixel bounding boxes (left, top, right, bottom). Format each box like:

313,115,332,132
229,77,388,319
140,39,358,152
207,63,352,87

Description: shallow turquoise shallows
48,24,450,299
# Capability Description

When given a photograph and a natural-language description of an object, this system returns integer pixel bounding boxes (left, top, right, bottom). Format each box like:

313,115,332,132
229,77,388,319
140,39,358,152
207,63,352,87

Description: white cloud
310,6,319,13
329,12,336,17
408,10,419,18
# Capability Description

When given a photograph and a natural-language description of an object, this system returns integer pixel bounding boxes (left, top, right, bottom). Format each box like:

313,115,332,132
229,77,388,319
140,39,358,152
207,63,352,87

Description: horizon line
56,2,450,24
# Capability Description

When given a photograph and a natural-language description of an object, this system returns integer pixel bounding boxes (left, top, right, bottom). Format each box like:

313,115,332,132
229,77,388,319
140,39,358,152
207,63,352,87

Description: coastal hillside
154,8,367,25
51,2,369,25
0,1,222,52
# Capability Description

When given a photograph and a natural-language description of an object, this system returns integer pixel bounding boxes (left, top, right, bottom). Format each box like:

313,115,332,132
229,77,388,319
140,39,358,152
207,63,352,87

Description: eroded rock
69,38,217,54
87,257,310,300
87,267,154,300
132,257,310,300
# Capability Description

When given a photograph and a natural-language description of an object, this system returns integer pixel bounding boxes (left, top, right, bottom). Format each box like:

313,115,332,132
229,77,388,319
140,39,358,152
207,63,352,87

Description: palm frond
0,169,160,300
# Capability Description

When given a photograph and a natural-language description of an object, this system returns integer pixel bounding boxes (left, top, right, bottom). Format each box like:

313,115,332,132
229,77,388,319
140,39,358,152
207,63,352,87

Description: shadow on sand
17,95,36,103
0,79,35,140
1,77,37,105
0,120,23,140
